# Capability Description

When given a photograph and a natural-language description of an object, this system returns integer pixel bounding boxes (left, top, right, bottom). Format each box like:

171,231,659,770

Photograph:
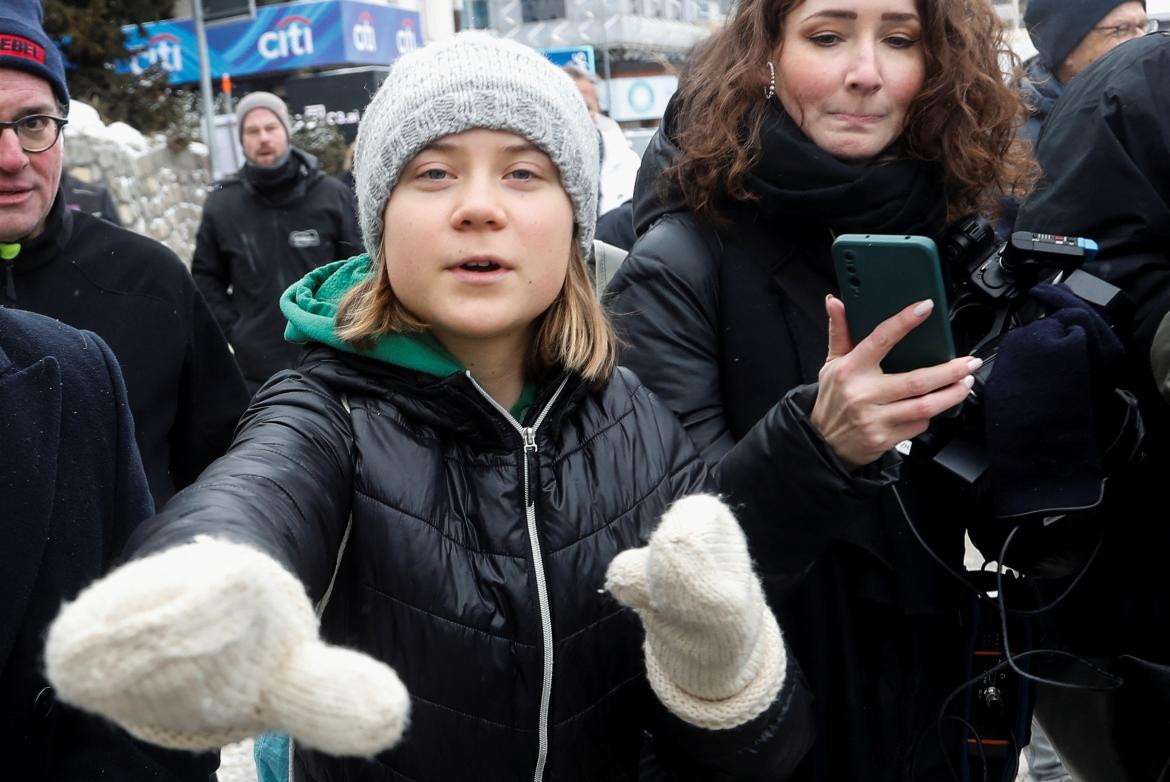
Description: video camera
909,216,1130,491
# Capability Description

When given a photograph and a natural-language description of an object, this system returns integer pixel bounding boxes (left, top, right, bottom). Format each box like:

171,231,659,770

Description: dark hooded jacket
0,307,215,781
1,194,249,507
1018,55,1065,151
1014,33,1170,780
124,257,815,782
192,148,362,392
605,100,999,781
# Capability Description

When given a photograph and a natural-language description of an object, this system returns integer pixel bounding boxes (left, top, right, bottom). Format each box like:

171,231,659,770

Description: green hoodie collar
281,254,535,420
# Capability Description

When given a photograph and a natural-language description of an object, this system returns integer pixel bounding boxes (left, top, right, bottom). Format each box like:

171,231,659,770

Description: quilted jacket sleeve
606,214,897,588
124,366,354,603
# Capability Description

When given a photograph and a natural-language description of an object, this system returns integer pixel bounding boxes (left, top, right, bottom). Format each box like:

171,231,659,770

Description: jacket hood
631,95,687,236
1019,56,1063,127
281,254,463,379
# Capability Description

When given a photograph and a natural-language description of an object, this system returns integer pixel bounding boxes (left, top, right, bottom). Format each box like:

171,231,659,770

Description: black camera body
908,217,1129,491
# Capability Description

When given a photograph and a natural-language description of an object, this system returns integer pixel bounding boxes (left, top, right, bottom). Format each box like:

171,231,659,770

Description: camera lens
843,251,855,262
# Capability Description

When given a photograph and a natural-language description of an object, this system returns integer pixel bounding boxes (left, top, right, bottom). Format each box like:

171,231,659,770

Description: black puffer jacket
606,104,985,781
126,346,813,781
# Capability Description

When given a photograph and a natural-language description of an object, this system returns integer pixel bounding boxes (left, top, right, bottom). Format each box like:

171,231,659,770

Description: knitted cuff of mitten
646,608,786,731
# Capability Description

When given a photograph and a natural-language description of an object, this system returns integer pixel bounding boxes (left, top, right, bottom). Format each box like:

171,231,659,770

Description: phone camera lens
843,251,855,262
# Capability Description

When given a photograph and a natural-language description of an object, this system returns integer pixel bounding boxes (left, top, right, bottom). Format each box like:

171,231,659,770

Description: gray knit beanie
236,91,292,142
1025,0,1144,71
353,32,599,260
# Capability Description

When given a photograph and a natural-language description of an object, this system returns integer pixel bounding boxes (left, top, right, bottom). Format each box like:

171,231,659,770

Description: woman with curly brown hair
607,0,1034,779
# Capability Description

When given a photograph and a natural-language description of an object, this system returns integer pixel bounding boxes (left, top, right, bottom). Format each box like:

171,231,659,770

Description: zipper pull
522,427,538,508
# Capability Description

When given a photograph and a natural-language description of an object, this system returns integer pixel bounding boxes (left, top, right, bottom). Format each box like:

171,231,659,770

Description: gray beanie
353,32,599,260
1025,0,1144,71
236,91,292,142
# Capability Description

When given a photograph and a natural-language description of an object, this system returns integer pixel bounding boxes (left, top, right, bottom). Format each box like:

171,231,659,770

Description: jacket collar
10,189,74,274
240,147,321,206
303,346,586,447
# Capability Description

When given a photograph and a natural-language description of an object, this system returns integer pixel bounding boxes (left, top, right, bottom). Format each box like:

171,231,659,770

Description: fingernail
825,294,833,314
963,375,976,389
912,299,933,317
968,358,984,372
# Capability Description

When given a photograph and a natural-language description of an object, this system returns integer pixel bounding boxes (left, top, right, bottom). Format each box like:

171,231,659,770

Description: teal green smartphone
832,234,956,374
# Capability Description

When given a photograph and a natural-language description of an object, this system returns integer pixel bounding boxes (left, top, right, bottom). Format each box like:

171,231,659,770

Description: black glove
983,283,1126,518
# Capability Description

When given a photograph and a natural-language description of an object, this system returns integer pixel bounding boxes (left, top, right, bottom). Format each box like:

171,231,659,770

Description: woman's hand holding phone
810,295,981,470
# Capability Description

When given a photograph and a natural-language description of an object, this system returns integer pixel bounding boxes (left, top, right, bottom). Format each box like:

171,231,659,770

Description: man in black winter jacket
1018,0,1152,149
0,0,249,509
192,91,361,392
1014,32,1170,781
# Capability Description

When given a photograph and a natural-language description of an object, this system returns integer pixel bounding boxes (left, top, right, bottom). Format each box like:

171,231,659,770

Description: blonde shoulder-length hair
335,238,618,385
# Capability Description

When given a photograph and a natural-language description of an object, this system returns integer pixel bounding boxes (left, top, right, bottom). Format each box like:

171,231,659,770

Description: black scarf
242,149,303,198
744,103,946,236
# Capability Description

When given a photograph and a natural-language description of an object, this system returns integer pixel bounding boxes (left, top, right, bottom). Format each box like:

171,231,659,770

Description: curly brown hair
667,0,1036,224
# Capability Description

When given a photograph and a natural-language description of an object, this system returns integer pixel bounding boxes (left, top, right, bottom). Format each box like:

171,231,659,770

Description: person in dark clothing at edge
0,0,248,510
1018,0,1153,150
998,0,1153,237
605,0,1037,779
192,91,362,393
1012,32,1170,781
0,307,215,781
41,34,813,782
61,170,121,224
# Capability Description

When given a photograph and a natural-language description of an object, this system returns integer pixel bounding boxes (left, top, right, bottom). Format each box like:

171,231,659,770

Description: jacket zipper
2,256,15,300
466,372,569,782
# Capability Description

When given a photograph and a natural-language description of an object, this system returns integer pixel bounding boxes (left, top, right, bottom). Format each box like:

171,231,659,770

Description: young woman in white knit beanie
43,32,812,781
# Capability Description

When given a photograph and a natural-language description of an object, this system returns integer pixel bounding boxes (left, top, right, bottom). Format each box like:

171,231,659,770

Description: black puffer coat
606,104,985,781
126,348,813,781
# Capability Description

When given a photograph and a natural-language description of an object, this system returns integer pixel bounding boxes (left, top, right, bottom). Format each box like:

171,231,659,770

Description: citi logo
396,19,418,54
352,12,377,52
130,33,183,75
258,15,315,60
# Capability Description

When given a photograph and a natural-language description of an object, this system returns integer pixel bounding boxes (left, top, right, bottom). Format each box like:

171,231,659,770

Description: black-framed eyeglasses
1093,19,1159,39
0,114,68,153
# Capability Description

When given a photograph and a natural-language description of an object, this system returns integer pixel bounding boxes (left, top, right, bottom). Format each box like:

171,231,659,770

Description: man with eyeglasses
0,0,248,513
1019,0,1155,149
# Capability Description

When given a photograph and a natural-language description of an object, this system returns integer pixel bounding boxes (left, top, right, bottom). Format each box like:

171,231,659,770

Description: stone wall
65,102,210,267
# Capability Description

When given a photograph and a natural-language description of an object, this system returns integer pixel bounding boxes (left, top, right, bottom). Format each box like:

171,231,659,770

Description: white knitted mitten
606,494,786,730
45,537,409,756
